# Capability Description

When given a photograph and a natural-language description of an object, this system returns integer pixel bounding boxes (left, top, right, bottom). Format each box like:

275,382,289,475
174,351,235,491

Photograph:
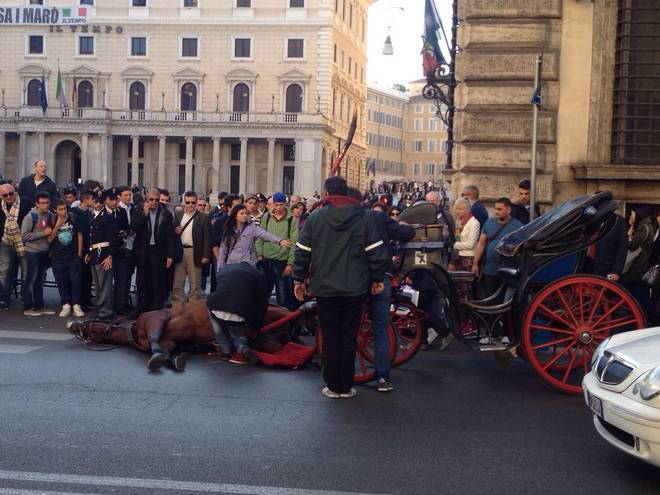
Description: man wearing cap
256,192,298,310
85,189,117,319
105,187,132,316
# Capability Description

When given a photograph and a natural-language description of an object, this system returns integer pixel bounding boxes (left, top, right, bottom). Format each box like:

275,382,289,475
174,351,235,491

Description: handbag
173,212,197,263
641,263,660,286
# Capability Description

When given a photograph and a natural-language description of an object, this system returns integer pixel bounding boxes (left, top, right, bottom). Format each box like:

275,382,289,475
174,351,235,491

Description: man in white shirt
172,191,209,305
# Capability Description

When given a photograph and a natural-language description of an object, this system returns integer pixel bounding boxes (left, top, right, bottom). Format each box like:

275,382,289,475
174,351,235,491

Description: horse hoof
172,353,187,372
147,352,168,371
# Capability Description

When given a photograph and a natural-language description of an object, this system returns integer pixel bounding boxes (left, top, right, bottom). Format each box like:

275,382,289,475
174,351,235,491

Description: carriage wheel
315,315,397,384
522,275,645,394
391,301,425,366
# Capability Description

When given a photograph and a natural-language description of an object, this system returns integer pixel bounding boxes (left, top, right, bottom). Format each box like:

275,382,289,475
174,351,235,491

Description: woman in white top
449,198,481,271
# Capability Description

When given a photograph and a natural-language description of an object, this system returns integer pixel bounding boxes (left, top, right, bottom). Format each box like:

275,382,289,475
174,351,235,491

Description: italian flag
55,63,67,108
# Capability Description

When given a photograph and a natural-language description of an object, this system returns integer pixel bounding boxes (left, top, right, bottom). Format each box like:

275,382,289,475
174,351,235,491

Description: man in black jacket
293,176,389,399
207,262,267,365
71,191,94,309
586,213,628,281
349,187,415,392
131,190,174,311
510,179,541,225
18,160,59,205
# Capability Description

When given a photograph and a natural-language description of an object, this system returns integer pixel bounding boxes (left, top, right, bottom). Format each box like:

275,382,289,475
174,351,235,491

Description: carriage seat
399,202,437,225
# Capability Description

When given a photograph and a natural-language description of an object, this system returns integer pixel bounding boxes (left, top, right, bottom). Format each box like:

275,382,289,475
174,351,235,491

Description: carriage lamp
640,366,660,401
591,337,610,368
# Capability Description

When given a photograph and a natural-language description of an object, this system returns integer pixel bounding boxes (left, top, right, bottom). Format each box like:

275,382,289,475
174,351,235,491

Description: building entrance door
54,140,81,186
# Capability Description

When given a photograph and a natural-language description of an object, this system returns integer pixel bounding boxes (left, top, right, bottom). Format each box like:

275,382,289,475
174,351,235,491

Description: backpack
30,211,56,232
262,212,294,240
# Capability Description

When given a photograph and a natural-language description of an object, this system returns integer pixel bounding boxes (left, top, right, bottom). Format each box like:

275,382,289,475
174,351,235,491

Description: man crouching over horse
67,262,282,371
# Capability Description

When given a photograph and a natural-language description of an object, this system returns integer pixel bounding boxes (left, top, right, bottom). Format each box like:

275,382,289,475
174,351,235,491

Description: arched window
27,79,42,107
129,81,146,110
77,80,94,108
285,83,303,113
232,83,250,112
180,82,197,111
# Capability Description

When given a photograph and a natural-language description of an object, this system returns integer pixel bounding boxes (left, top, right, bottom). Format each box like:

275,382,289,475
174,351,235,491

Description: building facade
0,0,372,198
452,0,660,210
365,83,449,190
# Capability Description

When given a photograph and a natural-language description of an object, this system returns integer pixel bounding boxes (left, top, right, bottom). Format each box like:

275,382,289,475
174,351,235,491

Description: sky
367,0,453,91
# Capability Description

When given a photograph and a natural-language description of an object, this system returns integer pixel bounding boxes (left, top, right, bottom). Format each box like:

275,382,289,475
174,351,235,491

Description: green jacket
255,209,298,265
293,198,388,298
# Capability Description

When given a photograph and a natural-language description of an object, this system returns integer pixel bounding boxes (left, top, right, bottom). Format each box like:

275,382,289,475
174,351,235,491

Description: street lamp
161,91,165,111
1,88,5,108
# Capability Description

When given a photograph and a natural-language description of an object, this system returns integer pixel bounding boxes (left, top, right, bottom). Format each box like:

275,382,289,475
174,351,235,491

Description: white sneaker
39,308,56,316
23,309,42,317
72,304,85,318
59,304,71,318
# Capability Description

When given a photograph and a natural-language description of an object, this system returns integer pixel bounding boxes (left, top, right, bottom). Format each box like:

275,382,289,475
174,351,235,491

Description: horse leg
146,326,169,371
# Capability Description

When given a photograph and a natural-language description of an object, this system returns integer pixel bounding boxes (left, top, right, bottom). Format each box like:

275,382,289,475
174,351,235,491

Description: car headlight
591,337,610,368
640,366,660,401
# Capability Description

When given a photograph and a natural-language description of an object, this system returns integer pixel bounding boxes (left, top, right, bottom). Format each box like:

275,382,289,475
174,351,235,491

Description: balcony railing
1,106,326,126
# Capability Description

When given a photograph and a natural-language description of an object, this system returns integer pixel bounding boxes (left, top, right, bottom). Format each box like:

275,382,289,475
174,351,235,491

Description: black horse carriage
380,191,646,394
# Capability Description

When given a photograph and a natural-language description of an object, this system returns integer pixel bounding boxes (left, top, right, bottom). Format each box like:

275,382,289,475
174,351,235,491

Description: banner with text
0,6,89,25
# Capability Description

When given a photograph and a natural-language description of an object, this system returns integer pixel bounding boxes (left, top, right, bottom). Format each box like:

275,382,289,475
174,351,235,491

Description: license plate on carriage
587,392,603,419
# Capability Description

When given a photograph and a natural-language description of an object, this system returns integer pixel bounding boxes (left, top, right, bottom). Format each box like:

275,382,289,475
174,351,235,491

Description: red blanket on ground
252,342,314,368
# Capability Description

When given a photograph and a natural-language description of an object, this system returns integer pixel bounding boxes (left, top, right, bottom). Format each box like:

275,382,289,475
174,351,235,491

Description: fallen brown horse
67,300,314,371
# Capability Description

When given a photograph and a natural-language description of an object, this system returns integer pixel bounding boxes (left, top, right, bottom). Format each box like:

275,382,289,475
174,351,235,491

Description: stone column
158,136,167,188
80,133,89,182
267,138,276,195
239,138,248,194
212,137,221,195
294,138,302,194
101,134,113,187
0,132,6,178
18,132,27,178
37,132,46,161
185,136,193,192
131,135,140,187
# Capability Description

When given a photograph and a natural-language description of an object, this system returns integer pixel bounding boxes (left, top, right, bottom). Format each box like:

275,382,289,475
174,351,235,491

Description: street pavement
0,291,659,495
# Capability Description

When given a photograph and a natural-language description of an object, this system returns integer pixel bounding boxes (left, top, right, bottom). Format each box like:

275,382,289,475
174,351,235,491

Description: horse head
66,319,132,346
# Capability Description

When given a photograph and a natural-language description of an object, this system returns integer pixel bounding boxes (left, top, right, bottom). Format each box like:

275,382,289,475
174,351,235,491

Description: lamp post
271,94,275,113
161,91,165,111
1,88,5,108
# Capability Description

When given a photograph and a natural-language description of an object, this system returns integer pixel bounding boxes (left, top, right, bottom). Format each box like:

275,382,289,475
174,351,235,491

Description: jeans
208,310,248,354
259,258,294,309
51,255,82,305
316,295,366,394
22,251,48,310
0,242,27,304
367,277,392,380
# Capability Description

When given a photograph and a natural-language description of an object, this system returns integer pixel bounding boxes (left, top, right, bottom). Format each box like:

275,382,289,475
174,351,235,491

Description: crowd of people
0,160,658,398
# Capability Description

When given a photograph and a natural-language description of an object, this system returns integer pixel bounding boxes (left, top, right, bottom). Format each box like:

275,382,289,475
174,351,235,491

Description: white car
583,326,660,468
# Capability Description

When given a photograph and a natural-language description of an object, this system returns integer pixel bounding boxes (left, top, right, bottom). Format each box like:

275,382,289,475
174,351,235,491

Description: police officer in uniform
104,187,131,316
85,189,117,320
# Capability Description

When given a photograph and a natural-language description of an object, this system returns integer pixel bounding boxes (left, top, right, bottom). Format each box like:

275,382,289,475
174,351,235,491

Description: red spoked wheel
522,275,646,394
390,301,425,366
316,314,397,383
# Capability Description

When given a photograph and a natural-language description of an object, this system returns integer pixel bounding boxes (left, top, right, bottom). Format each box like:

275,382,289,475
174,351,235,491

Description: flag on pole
368,159,376,177
39,72,48,115
55,62,67,109
531,81,542,106
71,78,78,111
422,0,446,79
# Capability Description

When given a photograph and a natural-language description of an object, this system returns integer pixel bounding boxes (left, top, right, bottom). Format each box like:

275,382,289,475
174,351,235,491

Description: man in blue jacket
293,176,389,399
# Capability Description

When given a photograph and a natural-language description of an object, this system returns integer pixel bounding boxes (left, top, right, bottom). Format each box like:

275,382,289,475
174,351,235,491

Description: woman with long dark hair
217,204,291,272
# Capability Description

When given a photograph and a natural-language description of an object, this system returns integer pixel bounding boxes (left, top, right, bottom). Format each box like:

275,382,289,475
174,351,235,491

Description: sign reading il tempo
0,6,89,25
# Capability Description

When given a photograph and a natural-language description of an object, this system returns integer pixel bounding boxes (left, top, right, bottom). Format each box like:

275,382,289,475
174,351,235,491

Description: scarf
2,199,26,257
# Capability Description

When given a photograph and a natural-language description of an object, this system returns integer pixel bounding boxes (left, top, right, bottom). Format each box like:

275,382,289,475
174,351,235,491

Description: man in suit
131,189,174,311
116,186,137,314
586,213,628,282
461,184,489,228
172,191,210,305
85,189,118,319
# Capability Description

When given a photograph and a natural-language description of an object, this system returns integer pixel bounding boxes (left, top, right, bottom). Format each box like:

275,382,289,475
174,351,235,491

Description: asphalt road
0,295,658,495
